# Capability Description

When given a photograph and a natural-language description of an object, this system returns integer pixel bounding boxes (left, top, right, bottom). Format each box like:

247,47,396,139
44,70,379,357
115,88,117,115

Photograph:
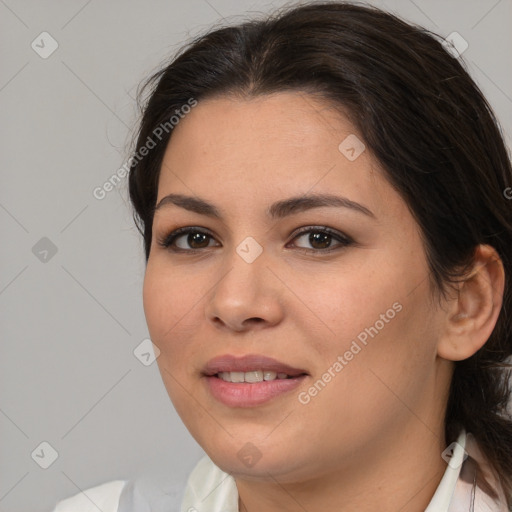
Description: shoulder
51,465,195,512
52,480,127,512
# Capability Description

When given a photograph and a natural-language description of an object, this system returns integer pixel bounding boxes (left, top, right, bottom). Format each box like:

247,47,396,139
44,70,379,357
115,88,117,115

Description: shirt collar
425,429,467,512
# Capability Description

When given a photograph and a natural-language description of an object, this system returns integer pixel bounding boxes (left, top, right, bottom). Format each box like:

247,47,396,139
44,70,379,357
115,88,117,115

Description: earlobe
437,244,505,362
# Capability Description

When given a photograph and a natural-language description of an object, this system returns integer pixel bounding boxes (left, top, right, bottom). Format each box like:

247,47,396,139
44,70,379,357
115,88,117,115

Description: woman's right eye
157,227,218,252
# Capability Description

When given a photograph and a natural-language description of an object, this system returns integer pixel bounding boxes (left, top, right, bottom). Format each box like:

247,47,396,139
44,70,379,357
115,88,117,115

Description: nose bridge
216,236,268,304
205,235,283,330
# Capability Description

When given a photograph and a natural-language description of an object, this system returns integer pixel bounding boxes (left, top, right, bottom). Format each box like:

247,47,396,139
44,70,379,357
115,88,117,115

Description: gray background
1,1,511,511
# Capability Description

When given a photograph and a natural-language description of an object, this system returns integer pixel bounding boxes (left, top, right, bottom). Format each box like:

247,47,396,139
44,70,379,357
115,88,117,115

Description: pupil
189,232,209,248
310,232,330,249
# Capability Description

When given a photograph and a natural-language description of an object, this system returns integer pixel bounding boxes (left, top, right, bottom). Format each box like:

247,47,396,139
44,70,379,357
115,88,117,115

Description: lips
202,354,309,407
202,354,308,377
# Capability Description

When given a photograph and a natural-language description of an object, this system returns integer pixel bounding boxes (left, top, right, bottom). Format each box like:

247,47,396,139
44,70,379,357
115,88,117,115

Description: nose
204,245,285,333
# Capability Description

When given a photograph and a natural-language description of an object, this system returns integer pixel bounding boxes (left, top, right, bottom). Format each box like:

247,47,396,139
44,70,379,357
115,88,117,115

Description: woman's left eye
157,226,353,253
289,226,353,253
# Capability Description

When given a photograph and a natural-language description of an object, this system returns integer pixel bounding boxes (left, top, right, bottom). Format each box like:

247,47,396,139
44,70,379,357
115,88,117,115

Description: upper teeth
217,370,290,383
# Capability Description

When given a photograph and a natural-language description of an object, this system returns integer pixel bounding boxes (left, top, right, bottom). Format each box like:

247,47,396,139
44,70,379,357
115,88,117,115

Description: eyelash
156,226,354,255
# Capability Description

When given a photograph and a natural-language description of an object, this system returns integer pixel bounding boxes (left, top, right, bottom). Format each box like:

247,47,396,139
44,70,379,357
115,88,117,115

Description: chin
204,439,310,481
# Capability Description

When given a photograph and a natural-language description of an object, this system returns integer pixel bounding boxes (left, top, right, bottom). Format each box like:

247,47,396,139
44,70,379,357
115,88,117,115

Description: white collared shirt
53,429,509,512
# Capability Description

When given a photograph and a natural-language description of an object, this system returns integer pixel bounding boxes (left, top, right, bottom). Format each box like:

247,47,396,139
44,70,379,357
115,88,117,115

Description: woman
53,1,512,510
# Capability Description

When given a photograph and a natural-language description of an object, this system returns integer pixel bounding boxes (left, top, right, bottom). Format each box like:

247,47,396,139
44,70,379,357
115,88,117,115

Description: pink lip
204,374,308,407
202,354,308,376
202,354,309,408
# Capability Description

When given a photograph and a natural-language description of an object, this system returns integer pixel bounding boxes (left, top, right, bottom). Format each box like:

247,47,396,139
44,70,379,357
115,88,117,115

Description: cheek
296,297,436,455
300,265,436,404
143,263,203,409
143,264,170,341
143,259,200,343
340,294,435,412
296,266,399,358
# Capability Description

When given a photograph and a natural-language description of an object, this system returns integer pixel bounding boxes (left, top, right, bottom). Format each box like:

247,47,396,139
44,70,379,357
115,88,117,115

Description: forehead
165,91,354,159
156,92,401,222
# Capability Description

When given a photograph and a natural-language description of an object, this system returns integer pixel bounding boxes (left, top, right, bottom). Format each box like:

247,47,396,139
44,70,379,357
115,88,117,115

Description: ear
437,244,505,361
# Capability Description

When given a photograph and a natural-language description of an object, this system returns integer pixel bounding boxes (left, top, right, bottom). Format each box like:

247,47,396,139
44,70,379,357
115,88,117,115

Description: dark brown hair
128,1,512,503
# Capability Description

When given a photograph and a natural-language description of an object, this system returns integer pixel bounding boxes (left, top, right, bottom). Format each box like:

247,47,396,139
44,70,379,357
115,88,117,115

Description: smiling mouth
201,354,309,407
213,370,307,383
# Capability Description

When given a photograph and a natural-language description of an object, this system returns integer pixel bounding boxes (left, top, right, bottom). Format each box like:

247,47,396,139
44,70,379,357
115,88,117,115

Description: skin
142,92,505,511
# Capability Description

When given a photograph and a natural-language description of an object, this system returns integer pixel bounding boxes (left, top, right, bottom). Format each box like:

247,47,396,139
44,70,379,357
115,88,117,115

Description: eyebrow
153,193,375,220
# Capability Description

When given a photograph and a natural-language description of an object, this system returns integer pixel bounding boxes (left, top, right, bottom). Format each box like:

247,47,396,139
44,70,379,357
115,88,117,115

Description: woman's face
143,92,452,483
